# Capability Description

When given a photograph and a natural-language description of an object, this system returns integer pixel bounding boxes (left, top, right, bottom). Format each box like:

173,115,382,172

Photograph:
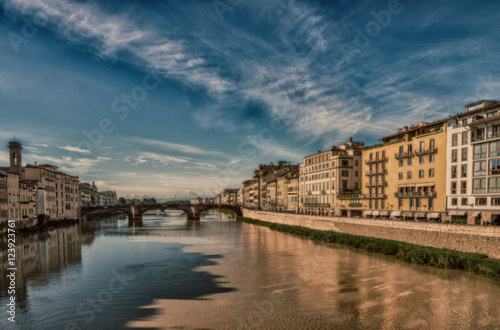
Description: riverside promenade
242,209,500,259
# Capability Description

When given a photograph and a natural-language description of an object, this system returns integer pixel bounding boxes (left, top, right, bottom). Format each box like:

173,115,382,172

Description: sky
0,0,500,198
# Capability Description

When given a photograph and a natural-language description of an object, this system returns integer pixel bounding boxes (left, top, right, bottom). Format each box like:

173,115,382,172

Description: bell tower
9,141,23,175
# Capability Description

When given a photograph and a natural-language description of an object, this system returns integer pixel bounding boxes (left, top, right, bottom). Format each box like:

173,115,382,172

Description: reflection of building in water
0,225,82,302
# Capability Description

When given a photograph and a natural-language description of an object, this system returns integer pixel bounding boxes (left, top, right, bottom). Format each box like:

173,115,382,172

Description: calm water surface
1,211,499,329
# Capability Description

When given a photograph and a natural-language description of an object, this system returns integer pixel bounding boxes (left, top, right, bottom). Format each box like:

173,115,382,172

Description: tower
8,141,23,175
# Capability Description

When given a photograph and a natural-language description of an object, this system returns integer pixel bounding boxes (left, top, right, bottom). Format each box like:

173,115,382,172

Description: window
408,144,412,153
474,143,487,159
489,177,500,193
451,166,457,178
462,148,468,161
451,182,457,194
399,172,403,180
452,133,458,146
398,199,403,210
332,161,335,167
461,198,468,206
419,170,424,178
429,154,435,163
407,171,412,179
410,198,414,209
341,160,349,166
341,170,349,177
473,178,486,193
462,119,468,126
419,141,425,151
473,161,487,176
492,198,500,206
407,157,412,166
461,164,467,177
461,181,467,194
419,156,424,164
355,160,359,166
462,132,468,145
451,198,457,206
475,198,487,206
399,160,403,167
452,149,458,162
429,169,434,177
491,159,500,175
399,146,404,155
428,198,433,210
490,141,500,157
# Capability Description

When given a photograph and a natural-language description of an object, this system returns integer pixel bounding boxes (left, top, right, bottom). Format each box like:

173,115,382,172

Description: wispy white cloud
59,145,91,153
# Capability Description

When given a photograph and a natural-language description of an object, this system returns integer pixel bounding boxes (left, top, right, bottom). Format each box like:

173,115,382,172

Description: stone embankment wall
242,210,500,259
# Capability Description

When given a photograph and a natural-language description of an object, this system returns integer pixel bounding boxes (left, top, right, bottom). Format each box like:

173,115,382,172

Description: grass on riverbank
215,208,237,218
237,216,500,280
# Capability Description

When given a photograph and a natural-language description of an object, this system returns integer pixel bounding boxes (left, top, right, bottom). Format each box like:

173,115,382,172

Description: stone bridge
80,203,242,221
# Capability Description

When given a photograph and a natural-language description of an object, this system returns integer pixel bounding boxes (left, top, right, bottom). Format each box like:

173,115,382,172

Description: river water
0,211,499,329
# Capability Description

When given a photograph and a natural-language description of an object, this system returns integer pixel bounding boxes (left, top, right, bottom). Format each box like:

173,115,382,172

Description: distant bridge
80,203,242,221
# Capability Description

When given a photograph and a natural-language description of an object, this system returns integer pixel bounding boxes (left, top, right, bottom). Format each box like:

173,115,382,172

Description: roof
457,101,500,118
380,118,447,141
466,113,500,126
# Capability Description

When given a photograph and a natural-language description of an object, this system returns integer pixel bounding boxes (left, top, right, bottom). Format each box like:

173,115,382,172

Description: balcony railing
394,191,437,198
414,146,438,156
302,202,330,207
364,193,387,199
348,203,363,207
365,156,388,164
365,168,387,176
365,181,387,187
395,151,413,159
471,132,500,143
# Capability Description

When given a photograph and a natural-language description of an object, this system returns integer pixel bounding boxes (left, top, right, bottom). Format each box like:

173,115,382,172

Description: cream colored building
299,139,363,216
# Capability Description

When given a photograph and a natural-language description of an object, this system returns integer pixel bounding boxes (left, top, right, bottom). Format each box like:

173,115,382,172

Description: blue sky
1,0,500,198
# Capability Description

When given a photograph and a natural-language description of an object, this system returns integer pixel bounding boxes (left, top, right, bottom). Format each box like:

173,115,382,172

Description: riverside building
299,139,363,216
447,100,500,225
357,120,448,221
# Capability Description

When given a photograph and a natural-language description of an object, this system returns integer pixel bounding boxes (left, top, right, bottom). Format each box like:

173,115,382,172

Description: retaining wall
242,209,500,259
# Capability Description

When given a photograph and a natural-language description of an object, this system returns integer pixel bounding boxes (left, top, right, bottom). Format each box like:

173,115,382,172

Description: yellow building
55,171,80,219
358,120,448,221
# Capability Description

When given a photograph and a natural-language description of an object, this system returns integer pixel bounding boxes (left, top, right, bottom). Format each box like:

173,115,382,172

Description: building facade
356,120,448,221
447,100,500,224
299,139,363,216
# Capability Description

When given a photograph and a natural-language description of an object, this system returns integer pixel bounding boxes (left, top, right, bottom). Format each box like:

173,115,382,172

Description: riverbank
238,215,500,280
12,219,79,236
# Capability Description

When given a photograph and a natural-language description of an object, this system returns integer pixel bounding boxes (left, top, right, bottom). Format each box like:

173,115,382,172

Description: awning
363,210,372,216
391,211,402,217
415,212,426,218
398,184,416,188
449,210,467,216
402,212,414,217
380,211,390,216
472,212,481,217
427,213,441,219
416,183,435,187
372,210,380,216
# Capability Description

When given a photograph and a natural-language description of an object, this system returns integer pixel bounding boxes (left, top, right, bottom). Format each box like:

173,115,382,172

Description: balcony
365,181,387,187
337,193,361,200
365,156,388,164
365,193,387,199
395,151,413,159
414,146,438,156
365,168,387,176
394,191,437,198
471,132,500,143
321,190,326,194
302,202,330,207
348,203,363,207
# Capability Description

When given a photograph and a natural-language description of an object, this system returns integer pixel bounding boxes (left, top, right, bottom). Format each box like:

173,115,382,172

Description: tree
118,197,127,205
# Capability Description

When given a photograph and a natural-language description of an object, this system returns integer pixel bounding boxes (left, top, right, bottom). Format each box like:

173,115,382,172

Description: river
0,211,499,329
